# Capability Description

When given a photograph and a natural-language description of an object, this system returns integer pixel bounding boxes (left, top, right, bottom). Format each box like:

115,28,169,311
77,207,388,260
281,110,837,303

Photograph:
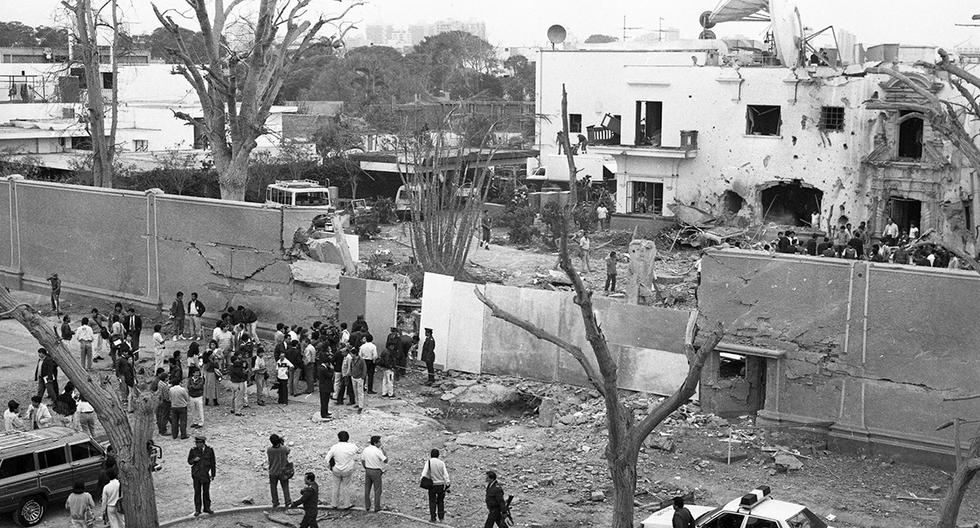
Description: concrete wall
0,177,346,329
698,249,980,466
420,272,693,395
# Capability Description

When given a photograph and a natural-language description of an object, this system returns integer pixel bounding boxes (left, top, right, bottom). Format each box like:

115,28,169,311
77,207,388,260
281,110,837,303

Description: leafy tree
313,116,371,198
0,21,37,47
502,54,534,101
410,31,497,98
146,26,207,63
35,25,69,48
303,46,424,108
584,34,619,44
152,0,361,201
279,48,338,101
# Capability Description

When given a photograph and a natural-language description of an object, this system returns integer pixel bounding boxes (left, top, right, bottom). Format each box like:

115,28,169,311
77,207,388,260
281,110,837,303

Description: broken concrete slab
647,436,676,452
537,397,557,427
289,260,342,286
774,453,803,471
451,383,523,406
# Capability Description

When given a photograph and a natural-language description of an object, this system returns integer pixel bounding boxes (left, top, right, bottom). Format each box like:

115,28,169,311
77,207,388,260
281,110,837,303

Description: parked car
642,486,831,528
0,427,107,526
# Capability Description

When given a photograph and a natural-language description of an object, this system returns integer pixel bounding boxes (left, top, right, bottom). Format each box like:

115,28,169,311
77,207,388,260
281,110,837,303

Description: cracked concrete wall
699,249,980,466
0,178,339,328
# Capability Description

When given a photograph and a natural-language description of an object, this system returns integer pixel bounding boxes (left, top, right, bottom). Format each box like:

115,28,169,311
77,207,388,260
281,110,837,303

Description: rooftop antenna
547,24,566,50
622,15,642,42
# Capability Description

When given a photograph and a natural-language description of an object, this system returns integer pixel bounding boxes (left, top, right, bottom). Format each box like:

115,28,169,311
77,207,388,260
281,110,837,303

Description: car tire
13,495,46,527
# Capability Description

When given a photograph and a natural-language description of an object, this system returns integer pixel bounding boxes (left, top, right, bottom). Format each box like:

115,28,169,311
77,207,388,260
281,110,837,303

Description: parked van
0,427,107,526
265,180,334,209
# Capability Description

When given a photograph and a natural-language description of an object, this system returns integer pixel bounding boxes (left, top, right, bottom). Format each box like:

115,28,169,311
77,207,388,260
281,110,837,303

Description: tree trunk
936,437,980,528
220,151,250,201
609,445,639,528
0,288,159,527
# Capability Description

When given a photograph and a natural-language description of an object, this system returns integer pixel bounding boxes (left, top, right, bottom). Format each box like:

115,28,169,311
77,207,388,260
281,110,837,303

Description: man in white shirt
101,468,123,528
76,317,95,369
359,335,378,395
325,430,359,509
362,435,388,512
596,204,608,231
27,396,52,429
3,400,25,431
303,338,317,394
421,448,451,523
883,217,900,245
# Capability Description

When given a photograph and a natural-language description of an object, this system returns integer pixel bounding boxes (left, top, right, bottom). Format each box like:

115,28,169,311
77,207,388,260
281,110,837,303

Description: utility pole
622,15,641,43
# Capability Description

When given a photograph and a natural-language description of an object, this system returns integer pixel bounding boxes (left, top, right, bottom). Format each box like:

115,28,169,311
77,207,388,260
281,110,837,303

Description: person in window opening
635,192,648,214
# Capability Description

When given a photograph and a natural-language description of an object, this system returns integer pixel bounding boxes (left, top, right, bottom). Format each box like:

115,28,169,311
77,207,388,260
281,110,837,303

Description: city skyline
2,1,978,50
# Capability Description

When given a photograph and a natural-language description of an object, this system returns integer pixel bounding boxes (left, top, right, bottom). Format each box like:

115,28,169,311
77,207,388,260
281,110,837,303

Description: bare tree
152,0,361,201
0,288,159,527
476,87,723,528
63,0,121,188
866,53,980,253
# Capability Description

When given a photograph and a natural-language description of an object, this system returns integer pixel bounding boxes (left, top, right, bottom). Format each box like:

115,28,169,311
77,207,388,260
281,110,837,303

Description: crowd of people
2,288,526,527
762,219,964,268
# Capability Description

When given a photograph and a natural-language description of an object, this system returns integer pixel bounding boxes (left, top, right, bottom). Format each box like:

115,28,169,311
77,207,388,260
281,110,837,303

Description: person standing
188,435,216,516
362,435,388,512
100,468,123,528
604,251,618,293
361,334,379,393
115,352,135,412
76,395,96,437
421,328,436,386
187,293,206,341
153,324,167,372
316,347,332,419
385,327,403,379
90,309,108,361
596,203,608,231
303,337,317,395
421,449,450,523
53,383,77,428
480,210,492,249
672,496,695,528
291,472,320,528
338,346,356,406
351,315,368,334
349,347,366,414
77,317,95,370
326,431,358,509
229,352,248,416
124,307,143,353
378,343,396,398
187,368,205,428
27,396,52,429
170,377,190,440
154,371,172,436
65,480,96,528
35,348,59,401
332,344,348,404
286,340,303,397
274,351,292,405
484,470,507,528
47,273,61,314
202,349,221,407
578,231,592,272
267,434,292,510
253,346,268,406
170,292,187,340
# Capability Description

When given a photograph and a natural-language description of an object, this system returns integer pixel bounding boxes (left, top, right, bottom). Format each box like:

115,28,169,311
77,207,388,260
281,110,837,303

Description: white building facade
534,43,979,249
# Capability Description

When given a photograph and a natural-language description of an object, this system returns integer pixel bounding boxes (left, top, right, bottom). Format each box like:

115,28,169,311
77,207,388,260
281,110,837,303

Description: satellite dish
699,11,716,29
699,29,717,40
547,24,567,47
769,0,803,68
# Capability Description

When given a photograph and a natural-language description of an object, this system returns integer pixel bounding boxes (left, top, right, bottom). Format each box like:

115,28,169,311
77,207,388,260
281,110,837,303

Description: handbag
282,461,295,480
419,460,433,489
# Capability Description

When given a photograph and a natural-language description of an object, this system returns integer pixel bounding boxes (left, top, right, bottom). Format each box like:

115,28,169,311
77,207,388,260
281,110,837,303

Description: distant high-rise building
361,20,489,51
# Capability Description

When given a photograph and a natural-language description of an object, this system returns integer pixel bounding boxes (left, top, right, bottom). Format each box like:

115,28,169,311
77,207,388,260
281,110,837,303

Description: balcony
590,129,699,159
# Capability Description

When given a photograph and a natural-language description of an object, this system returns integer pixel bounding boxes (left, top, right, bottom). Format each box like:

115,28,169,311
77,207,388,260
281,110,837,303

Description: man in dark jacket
285,341,304,397
351,315,368,334
170,292,186,340
229,353,249,415
672,496,695,528
115,352,135,411
316,347,333,420
47,273,61,314
187,293,206,341
34,348,58,401
124,307,143,353
385,327,402,378
290,472,320,528
421,328,436,385
484,470,506,528
188,435,216,516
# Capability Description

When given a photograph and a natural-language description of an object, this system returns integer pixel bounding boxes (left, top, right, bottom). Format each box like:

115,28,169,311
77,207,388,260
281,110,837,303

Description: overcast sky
4,0,979,49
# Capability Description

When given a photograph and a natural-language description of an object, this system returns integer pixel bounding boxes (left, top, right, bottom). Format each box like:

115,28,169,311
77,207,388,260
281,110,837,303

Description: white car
642,487,832,528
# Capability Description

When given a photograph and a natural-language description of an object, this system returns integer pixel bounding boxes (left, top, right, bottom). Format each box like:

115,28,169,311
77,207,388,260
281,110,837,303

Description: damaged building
533,23,979,252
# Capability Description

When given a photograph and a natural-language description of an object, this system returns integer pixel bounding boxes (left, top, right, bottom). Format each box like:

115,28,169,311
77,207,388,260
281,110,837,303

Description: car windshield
294,191,329,206
696,508,721,523
787,509,827,528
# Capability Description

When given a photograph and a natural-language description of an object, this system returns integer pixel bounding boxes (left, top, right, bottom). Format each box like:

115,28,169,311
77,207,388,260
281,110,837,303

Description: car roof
721,496,805,520
0,427,93,453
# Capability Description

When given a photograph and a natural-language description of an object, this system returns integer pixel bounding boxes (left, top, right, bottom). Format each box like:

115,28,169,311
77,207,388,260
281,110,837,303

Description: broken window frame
745,104,782,136
818,106,845,131
718,352,746,379
897,110,924,159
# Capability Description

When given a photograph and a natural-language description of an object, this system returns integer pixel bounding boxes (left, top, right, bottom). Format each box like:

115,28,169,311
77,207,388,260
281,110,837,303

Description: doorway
888,196,922,234
630,181,663,215
760,181,823,226
898,111,923,159
635,101,663,146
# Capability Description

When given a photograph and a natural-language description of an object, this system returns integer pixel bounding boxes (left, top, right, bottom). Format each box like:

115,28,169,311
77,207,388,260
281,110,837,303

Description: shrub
370,197,395,224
